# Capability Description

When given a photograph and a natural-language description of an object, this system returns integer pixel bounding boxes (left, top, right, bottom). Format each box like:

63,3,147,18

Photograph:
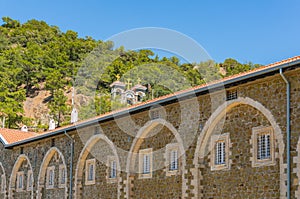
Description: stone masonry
0,57,300,198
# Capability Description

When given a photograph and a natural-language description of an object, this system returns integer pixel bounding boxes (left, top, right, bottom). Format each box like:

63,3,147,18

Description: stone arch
37,147,67,199
125,118,186,199
192,97,285,198
74,134,121,199
0,162,7,198
8,154,34,199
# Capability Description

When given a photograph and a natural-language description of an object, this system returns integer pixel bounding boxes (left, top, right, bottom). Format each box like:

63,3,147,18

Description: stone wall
200,105,280,198
1,68,300,198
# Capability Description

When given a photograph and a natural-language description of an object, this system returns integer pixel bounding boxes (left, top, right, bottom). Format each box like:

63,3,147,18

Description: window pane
143,155,150,174
257,134,271,160
110,161,117,178
61,168,65,184
49,170,54,185
170,150,178,171
88,164,94,181
18,175,23,189
215,141,226,165
28,173,32,188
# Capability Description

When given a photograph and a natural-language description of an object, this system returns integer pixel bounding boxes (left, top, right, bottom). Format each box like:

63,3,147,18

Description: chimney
70,86,78,124
71,107,78,123
49,119,56,130
21,125,28,132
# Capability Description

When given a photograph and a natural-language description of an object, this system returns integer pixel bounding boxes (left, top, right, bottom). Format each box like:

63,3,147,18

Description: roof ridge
50,55,300,129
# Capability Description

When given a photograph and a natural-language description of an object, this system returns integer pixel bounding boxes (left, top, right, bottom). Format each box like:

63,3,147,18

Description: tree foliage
0,17,261,128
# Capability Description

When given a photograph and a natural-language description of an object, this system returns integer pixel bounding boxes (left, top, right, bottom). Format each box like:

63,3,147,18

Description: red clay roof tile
0,128,38,144
2,55,300,146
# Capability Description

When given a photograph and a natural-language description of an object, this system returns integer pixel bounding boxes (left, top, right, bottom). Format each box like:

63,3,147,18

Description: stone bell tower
110,76,147,105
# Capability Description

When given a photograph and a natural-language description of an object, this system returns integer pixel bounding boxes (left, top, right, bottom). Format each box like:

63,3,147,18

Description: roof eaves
0,133,9,145
5,56,300,148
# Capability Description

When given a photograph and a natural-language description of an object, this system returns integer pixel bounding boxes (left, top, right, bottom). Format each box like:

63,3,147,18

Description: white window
1,174,5,193
170,150,178,171
59,165,66,188
107,156,118,183
139,148,152,178
257,134,271,160
226,89,238,101
16,171,24,192
252,126,275,167
46,166,55,189
85,159,96,185
143,154,150,174
215,141,226,165
88,163,94,180
110,160,117,178
165,143,180,176
27,170,33,191
210,133,230,171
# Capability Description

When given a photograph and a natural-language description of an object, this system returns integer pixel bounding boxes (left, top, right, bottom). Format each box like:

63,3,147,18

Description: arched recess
125,119,186,199
8,154,34,199
192,97,285,198
37,147,68,199
0,162,7,198
74,134,121,199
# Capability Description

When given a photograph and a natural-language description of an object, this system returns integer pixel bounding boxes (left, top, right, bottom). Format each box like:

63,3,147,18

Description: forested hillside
0,17,261,131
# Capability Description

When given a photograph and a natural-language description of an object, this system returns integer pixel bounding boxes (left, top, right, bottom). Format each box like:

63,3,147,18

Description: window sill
107,177,117,183
139,173,152,179
211,164,229,171
46,185,55,190
166,169,179,176
85,180,95,186
26,187,33,192
58,184,66,188
252,159,275,167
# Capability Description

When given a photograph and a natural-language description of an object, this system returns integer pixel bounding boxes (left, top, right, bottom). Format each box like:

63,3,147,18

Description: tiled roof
132,84,147,91
110,80,125,87
2,55,300,147
0,128,38,144
87,55,300,121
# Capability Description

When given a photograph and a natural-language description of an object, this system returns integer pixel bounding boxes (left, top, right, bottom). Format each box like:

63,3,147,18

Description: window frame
210,133,230,171
85,159,96,185
107,156,118,183
139,148,153,179
1,174,5,193
58,165,66,188
26,170,33,191
226,89,238,101
252,126,275,167
46,166,55,189
16,171,24,192
165,143,180,176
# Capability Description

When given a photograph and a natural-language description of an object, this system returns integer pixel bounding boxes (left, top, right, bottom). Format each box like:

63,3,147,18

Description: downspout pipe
64,130,75,199
280,68,290,199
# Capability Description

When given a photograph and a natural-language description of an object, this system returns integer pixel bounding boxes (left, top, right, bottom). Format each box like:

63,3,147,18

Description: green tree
20,42,43,96
0,67,25,128
220,58,250,77
48,89,69,127
2,17,20,28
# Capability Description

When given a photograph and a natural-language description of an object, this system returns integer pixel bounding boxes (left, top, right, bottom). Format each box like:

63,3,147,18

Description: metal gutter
4,58,300,148
279,68,291,199
64,130,74,199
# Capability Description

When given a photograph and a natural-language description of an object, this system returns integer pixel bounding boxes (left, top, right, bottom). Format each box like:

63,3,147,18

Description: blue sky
1,0,299,65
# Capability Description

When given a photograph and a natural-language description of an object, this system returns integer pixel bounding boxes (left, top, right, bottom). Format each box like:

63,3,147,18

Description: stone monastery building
1,56,300,199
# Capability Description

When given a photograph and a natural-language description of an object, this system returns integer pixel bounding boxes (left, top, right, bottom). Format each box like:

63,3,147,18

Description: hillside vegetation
0,17,261,130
